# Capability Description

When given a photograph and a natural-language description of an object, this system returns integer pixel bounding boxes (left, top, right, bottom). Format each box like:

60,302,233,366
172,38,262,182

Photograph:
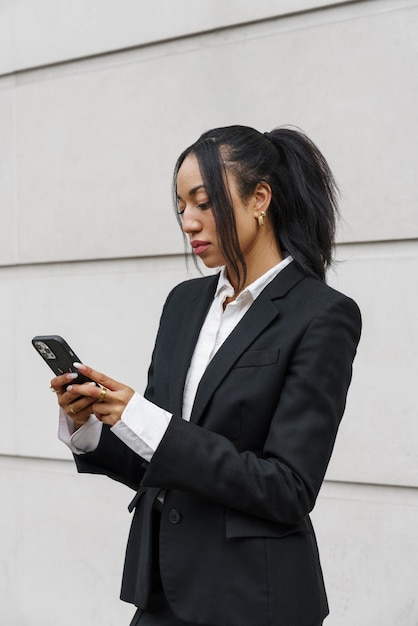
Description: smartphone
32,335,95,385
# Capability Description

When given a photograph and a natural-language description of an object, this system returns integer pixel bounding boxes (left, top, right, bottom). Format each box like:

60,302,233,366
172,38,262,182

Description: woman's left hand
66,363,135,427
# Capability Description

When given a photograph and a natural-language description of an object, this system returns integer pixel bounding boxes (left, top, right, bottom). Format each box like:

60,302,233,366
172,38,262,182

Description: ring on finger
50,386,58,393
68,403,78,415
97,387,107,403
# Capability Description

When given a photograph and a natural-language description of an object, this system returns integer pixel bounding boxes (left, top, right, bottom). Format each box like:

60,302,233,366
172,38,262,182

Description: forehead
176,154,203,192
176,152,236,198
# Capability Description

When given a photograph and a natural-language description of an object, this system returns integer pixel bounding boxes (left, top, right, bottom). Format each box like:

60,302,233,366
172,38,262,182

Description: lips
191,240,210,255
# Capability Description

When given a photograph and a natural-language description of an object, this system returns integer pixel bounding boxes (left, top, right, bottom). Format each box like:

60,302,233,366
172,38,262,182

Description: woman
52,125,361,626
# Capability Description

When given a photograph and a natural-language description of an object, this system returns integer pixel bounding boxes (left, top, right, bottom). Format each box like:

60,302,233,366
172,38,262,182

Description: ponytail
266,128,338,281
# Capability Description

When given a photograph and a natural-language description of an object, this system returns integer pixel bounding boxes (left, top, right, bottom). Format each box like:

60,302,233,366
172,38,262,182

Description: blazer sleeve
141,293,361,525
73,424,147,491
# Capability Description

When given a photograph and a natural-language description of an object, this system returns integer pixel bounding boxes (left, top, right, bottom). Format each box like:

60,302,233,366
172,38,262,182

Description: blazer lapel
168,274,218,415
190,262,306,424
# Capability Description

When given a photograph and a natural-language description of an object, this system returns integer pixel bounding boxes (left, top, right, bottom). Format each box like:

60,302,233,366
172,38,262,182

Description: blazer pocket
225,508,310,539
234,348,280,368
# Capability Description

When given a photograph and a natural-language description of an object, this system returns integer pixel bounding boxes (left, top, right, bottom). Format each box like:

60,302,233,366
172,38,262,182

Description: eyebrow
176,184,206,200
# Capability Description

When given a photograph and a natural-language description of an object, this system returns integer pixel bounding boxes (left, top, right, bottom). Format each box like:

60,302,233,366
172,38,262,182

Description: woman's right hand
50,373,97,430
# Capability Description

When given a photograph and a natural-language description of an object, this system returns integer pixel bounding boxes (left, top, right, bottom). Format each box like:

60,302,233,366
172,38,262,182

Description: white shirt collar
214,256,293,304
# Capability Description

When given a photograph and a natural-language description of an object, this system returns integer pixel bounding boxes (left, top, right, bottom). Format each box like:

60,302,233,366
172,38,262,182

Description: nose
181,205,201,235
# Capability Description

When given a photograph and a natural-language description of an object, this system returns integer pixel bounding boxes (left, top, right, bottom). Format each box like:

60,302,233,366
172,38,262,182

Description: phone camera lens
35,341,56,360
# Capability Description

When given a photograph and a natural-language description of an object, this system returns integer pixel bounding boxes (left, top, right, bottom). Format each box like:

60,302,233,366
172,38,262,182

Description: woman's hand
50,371,97,429
51,363,135,428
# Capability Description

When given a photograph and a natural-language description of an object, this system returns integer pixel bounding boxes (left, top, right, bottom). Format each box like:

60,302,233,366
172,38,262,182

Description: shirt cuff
58,408,103,454
111,392,172,462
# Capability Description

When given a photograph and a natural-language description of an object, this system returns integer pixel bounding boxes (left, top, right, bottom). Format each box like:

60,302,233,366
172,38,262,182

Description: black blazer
76,262,361,626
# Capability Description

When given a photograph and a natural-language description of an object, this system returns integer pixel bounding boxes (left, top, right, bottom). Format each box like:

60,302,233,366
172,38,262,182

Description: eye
197,202,211,211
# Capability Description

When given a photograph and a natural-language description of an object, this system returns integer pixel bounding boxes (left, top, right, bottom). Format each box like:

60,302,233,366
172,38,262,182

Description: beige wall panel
15,61,185,264
326,241,418,487
0,79,17,264
327,6,418,244
0,462,18,617
0,0,355,74
13,4,418,265
312,481,418,625
0,456,134,626
0,4,13,75
0,274,18,454
10,256,201,459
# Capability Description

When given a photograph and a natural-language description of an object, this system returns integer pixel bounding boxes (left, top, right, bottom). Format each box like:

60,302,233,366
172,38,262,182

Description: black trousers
131,607,323,626
129,510,323,626
131,608,323,626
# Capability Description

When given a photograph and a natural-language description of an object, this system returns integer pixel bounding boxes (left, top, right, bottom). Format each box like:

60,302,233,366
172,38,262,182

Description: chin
200,257,224,270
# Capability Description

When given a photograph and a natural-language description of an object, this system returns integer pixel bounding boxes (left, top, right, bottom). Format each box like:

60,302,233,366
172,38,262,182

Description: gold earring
257,211,266,226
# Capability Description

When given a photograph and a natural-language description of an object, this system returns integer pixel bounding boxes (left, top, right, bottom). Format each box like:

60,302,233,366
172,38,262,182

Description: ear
253,182,272,217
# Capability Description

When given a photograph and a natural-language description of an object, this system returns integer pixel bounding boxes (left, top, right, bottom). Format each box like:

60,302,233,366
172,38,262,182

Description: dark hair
173,125,339,284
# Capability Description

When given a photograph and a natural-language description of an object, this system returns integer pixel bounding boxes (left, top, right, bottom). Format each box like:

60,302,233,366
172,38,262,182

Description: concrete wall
1,1,417,624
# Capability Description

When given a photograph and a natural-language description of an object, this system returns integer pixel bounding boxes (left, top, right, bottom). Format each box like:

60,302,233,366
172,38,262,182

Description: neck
226,242,283,294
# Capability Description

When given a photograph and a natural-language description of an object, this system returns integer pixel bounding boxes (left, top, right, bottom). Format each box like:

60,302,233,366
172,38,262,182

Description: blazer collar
168,274,218,414
264,260,306,300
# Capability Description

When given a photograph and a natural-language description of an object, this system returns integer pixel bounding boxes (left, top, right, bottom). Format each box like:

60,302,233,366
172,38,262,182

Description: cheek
206,213,219,238
236,216,257,247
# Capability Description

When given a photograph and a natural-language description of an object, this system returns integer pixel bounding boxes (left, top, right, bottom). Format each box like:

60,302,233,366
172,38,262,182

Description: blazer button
168,509,181,524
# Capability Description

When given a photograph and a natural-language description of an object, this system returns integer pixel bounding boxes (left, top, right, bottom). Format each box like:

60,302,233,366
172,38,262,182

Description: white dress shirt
58,257,293,460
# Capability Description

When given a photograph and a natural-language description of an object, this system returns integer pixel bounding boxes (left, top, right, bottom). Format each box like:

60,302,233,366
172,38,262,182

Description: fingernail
67,385,73,391
73,362,85,369
88,381,96,385
66,372,78,380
